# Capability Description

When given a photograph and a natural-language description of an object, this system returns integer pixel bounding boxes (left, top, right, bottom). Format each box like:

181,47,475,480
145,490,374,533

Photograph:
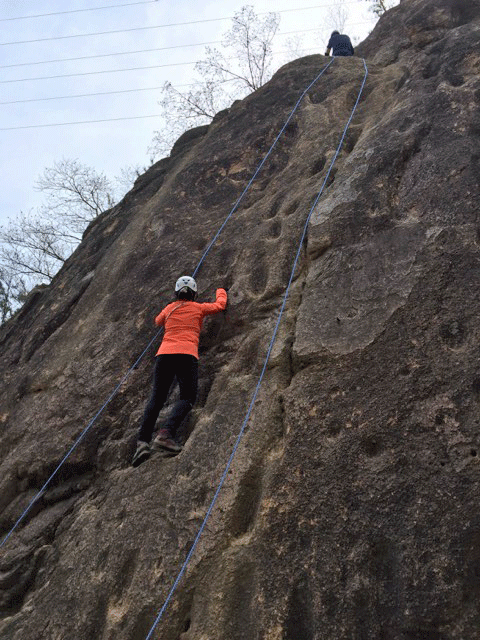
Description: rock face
2,0,480,637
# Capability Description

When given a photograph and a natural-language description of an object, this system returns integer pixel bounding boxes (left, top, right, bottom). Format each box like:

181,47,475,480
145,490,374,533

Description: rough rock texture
2,0,480,637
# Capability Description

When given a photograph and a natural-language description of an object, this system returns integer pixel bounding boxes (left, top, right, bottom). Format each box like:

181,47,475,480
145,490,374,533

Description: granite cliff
1,0,480,637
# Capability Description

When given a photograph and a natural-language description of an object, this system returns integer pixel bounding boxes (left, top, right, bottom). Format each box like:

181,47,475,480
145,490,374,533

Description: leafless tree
0,269,13,324
326,0,349,33
0,158,123,321
35,158,115,235
0,266,27,325
150,80,226,157
365,0,393,16
115,164,145,195
0,211,77,283
150,5,280,158
197,6,280,93
282,34,307,62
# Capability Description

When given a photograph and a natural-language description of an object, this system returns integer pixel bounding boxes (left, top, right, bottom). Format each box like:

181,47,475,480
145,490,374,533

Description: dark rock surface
1,0,480,637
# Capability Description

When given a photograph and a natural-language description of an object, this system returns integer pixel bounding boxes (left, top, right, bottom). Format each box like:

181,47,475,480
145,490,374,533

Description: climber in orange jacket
132,276,228,467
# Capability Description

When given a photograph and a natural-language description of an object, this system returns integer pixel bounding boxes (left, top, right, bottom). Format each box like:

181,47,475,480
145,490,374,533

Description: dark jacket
327,33,354,56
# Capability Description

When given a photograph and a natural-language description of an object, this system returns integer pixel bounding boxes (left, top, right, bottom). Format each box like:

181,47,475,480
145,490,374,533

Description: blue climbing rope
192,57,335,278
145,57,369,640
0,330,163,549
0,58,336,551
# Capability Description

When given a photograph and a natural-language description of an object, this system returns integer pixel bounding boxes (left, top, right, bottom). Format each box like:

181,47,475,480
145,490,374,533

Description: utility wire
0,18,228,46
0,42,221,69
0,85,167,105
0,22,369,84
0,27,320,70
0,61,198,84
0,4,370,45
2,1,363,23
0,1,158,22
0,114,164,131
0,37,308,104
0,40,315,84
0,42,322,113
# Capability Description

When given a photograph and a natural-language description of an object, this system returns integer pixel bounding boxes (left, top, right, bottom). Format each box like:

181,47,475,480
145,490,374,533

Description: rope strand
193,58,335,278
145,57,369,640
0,329,162,549
0,59,335,551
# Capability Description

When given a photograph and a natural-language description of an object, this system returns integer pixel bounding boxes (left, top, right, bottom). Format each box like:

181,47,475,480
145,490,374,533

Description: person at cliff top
325,30,355,57
132,276,228,467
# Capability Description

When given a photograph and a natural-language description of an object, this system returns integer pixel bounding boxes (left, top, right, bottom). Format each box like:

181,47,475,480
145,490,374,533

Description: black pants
138,354,198,443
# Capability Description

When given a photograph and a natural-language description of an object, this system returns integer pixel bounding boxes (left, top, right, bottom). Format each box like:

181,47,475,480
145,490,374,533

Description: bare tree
282,34,306,62
150,5,280,158
365,0,393,16
36,158,115,234
326,0,349,33
115,164,145,195
197,6,280,93
0,270,13,324
0,211,77,283
0,158,123,321
1,158,116,283
0,266,27,324
150,80,226,157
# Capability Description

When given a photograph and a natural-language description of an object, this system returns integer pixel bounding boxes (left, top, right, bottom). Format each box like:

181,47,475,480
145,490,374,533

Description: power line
0,85,168,106
0,41,222,69
0,42,319,102
1,61,198,84
0,0,158,22
0,23,370,84
2,1,363,24
0,18,227,46
0,26,321,73
0,26,318,70
0,4,367,46
0,114,164,131
0,44,325,123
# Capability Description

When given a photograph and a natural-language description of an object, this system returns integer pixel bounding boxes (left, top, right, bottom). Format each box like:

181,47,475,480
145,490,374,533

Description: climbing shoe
152,429,182,455
132,441,151,467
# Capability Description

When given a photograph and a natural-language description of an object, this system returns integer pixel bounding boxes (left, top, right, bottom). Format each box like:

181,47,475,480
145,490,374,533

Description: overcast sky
0,1,397,229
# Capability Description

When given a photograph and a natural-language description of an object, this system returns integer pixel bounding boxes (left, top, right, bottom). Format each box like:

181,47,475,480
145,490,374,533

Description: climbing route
0,57,337,550
145,57,369,640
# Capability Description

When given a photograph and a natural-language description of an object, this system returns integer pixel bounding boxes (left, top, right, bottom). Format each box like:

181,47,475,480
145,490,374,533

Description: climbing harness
0,57,336,551
145,57,369,640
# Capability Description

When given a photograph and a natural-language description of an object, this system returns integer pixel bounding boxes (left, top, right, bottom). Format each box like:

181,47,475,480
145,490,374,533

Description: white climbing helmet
175,275,197,295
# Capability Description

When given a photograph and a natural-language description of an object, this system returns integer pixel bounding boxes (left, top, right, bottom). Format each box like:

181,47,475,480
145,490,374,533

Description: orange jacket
155,288,227,359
